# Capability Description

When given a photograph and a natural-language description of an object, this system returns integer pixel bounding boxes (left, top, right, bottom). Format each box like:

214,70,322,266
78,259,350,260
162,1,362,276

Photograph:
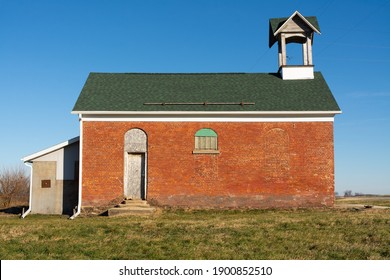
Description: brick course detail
81,121,335,208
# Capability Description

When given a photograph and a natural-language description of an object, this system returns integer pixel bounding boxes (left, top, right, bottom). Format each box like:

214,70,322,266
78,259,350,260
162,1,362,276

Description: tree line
0,166,29,208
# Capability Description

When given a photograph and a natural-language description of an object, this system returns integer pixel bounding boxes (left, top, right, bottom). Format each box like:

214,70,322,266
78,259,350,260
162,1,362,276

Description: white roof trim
78,111,341,123
81,116,337,123
74,110,341,116
22,136,80,163
274,10,321,36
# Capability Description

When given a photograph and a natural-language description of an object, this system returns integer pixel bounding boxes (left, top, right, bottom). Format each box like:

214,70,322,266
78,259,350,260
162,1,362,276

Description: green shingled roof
269,15,320,48
269,16,320,35
72,72,340,113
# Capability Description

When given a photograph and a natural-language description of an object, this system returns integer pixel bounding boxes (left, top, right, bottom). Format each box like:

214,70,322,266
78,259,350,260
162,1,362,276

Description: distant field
336,196,390,207
1,206,390,260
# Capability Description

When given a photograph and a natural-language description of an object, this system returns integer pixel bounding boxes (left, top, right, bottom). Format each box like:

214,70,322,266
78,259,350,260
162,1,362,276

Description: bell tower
269,11,321,80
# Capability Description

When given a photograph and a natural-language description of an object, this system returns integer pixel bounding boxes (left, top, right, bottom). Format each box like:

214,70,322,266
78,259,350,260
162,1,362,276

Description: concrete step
108,200,156,216
108,206,156,216
120,199,149,206
116,203,151,208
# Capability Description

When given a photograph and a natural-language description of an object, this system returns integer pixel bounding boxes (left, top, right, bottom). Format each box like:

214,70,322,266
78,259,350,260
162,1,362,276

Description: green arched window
193,128,219,154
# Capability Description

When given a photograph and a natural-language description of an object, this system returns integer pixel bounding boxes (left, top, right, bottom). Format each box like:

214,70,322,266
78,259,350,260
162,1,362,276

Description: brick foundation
81,121,334,208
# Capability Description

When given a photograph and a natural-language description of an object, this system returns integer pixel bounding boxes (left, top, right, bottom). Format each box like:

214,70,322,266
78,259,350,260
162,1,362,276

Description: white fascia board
74,111,341,116
274,10,321,36
77,111,341,122
21,136,80,163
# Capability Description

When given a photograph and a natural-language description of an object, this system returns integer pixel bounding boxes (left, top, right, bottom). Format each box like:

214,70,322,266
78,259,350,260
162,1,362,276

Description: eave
273,11,321,37
22,136,80,163
72,110,341,116
73,110,342,123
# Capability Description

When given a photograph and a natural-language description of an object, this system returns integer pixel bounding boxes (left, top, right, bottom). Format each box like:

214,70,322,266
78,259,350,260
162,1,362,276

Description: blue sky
0,0,389,195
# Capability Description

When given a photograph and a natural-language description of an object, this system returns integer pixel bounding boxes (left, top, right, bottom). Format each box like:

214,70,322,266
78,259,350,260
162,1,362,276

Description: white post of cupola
307,35,313,65
303,41,308,65
279,34,287,67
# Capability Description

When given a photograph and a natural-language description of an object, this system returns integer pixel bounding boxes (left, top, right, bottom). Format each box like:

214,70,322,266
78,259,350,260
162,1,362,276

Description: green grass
1,207,390,260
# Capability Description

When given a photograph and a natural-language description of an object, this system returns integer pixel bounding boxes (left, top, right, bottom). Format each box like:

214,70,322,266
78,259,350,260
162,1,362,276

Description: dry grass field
335,196,390,207
0,197,389,260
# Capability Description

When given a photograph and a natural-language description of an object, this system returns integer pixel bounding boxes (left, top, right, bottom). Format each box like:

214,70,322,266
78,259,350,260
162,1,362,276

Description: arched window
193,128,219,154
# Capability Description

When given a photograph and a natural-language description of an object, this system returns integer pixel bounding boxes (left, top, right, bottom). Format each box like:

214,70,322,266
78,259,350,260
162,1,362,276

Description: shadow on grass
0,205,28,215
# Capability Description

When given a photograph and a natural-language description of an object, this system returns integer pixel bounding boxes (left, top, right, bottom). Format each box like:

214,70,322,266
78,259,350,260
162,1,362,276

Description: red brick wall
81,121,335,208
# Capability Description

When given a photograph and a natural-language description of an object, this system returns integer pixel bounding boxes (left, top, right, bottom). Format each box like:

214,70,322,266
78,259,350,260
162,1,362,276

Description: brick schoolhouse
23,11,341,217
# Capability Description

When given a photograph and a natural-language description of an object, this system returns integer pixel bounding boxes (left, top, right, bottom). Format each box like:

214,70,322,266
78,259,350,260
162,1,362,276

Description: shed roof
72,72,340,113
22,137,79,163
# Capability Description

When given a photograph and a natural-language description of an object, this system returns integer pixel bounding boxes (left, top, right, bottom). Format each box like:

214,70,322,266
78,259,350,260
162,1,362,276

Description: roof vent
269,11,321,80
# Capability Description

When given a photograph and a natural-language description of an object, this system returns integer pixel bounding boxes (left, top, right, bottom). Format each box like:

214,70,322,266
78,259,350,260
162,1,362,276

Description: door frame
123,128,148,200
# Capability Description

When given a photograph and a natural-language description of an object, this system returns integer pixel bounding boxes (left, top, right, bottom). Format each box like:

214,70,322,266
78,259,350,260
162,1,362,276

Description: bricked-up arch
264,128,290,183
124,128,147,199
124,128,147,153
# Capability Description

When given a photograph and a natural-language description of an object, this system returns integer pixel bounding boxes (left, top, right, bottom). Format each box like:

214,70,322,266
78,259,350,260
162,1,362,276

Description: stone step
120,200,149,206
107,199,156,216
116,203,151,208
108,206,156,216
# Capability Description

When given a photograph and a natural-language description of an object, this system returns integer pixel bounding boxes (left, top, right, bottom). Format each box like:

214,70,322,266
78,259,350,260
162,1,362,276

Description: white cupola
269,11,321,80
